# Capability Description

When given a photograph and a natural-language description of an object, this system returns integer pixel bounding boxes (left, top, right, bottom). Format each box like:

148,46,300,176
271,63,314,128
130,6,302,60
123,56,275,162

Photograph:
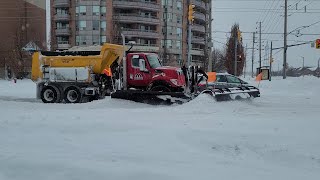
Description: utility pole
259,22,262,70
283,0,288,79
269,41,273,81
234,30,238,76
163,0,168,65
251,32,255,78
46,0,51,51
187,22,192,67
204,1,209,70
244,44,247,78
207,0,213,72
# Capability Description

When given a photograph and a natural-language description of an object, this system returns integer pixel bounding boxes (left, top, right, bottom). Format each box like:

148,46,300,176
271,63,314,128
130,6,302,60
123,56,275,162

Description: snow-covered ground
0,77,320,180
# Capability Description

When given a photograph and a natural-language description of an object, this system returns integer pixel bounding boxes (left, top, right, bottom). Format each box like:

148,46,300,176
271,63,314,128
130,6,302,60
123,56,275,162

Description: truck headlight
170,79,178,86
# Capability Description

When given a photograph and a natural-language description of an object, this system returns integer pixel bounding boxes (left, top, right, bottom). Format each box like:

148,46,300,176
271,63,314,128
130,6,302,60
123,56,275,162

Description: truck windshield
147,55,162,68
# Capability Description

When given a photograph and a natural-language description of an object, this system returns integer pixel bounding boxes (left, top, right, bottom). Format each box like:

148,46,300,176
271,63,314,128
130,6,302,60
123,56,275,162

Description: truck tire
64,86,82,103
41,85,61,103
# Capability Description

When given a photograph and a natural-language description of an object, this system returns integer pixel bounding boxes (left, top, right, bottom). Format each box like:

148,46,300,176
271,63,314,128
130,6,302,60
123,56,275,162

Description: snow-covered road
0,77,319,180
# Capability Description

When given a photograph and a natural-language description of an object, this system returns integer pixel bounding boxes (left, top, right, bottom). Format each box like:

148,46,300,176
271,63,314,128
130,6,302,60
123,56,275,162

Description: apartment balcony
191,24,205,33
191,0,207,10
192,36,205,45
167,48,182,54
55,28,71,36
113,0,160,12
194,12,206,21
122,28,160,39
57,41,71,50
113,14,160,25
54,14,70,22
53,0,70,8
129,44,159,52
191,49,204,56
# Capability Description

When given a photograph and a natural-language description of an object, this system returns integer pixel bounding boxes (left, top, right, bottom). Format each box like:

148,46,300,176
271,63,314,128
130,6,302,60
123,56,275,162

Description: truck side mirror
139,59,147,72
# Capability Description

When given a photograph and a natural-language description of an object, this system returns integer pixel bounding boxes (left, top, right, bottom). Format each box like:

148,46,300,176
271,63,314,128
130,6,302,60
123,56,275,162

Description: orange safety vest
103,68,112,76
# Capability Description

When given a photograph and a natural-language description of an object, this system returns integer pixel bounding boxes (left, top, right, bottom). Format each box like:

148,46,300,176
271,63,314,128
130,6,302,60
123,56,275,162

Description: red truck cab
126,53,186,92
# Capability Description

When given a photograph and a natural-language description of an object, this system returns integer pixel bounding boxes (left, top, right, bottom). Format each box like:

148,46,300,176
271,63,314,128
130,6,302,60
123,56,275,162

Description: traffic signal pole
187,23,192,67
283,0,288,79
259,22,262,69
187,4,195,67
234,32,238,76
251,32,255,78
269,41,273,81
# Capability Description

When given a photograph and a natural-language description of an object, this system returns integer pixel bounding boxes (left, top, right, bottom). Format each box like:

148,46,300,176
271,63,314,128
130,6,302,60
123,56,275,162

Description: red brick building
0,0,46,78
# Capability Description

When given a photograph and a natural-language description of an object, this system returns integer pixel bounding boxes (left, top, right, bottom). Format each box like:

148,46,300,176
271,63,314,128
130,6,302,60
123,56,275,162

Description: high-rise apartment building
51,0,211,66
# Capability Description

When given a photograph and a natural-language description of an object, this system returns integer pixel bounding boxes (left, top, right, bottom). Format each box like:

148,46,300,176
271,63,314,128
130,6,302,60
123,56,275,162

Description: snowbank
0,77,319,180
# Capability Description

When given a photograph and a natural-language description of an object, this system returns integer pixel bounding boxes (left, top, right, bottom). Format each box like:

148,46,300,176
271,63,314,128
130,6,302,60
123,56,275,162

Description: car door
128,55,151,87
226,75,242,87
215,75,228,88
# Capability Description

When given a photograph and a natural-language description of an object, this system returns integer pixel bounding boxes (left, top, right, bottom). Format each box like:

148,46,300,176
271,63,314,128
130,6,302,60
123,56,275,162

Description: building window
79,21,86,30
76,6,79,16
92,21,99,30
177,1,182,10
166,40,172,48
101,21,106,31
93,36,99,45
56,22,69,29
93,6,100,16
56,8,68,15
177,15,182,24
176,40,181,49
101,7,106,16
80,6,86,15
167,13,173,22
177,27,182,37
76,36,80,45
162,0,172,6
57,37,69,45
100,36,106,44
79,36,86,45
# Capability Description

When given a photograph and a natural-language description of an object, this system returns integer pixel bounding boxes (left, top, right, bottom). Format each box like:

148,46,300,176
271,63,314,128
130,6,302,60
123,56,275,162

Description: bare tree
211,48,226,72
9,20,27,78
110,15,123,45
166,54,179,67
225,23,245,76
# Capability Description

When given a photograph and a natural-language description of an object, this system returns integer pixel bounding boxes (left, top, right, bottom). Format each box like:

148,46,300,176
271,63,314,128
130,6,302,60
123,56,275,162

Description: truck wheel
150,85,171,92
41,86,61,103
64,86,82,103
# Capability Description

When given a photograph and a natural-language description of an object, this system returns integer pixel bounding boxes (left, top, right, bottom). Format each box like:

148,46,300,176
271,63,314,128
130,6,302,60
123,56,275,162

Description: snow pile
0,77,320,180
68,45,102,51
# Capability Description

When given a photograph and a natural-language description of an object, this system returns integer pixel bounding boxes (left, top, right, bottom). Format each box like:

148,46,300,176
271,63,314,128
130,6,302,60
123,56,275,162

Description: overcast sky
212,0,320,71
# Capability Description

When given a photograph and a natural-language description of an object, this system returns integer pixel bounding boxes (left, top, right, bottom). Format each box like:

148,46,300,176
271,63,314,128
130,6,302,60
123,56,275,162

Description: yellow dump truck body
31,43,124,82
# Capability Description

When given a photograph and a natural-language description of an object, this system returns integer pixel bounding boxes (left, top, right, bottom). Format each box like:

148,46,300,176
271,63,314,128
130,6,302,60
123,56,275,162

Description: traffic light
188,4,195,24
316,39,320,49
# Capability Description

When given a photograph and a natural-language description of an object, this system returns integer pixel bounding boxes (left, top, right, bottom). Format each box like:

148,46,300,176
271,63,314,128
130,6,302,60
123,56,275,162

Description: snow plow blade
111,90,192,105
208,86,260,101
